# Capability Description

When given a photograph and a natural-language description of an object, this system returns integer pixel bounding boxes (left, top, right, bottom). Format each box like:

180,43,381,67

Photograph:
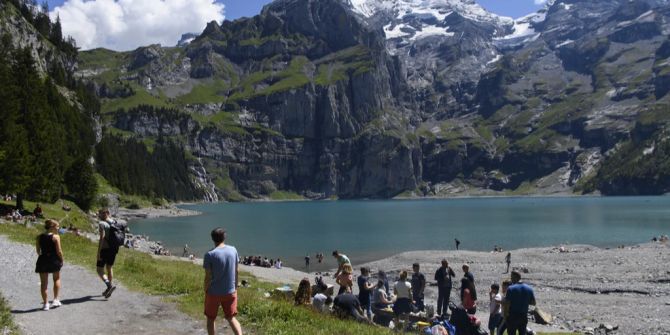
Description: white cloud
534,0,547,4
51,0,225,51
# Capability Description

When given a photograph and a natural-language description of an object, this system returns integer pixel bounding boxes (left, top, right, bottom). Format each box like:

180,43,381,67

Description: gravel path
0,235,208,335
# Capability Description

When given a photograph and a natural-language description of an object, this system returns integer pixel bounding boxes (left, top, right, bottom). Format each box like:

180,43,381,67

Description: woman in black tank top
35,219,64,310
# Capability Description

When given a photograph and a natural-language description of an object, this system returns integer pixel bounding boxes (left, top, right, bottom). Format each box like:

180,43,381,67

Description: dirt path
0,235,208,335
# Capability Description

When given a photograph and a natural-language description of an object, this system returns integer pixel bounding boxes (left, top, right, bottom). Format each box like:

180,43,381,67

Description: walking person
411,263,426,312
357,267,374,319
203,228,243,335
96,209,126,299
455,238,460,250
434,259,456,317
505,252,511,273
505,271,536,335
35,219,64,310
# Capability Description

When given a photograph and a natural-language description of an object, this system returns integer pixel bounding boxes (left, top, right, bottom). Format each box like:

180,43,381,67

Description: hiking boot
51,299,62,308
42,303,49,311
104,286,116,298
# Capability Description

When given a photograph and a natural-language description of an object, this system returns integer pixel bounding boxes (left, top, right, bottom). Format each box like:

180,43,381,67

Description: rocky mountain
77,0,670,201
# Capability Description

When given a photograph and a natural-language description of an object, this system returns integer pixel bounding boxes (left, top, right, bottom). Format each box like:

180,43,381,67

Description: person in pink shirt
460,278,477,314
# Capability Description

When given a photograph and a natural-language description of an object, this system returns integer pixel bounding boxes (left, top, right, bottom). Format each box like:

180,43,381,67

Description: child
489,283,502,335
336,263,354,294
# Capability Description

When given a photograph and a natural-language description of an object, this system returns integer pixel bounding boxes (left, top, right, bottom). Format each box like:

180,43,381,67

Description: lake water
130,196,670,269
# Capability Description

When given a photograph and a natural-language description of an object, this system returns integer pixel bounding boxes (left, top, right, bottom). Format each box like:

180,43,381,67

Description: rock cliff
78,0,670,201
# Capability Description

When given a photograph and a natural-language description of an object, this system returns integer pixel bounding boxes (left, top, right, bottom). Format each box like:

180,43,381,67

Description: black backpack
106,220,126,250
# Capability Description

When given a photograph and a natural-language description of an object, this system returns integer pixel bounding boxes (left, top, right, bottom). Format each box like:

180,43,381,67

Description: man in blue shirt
203,228,242,335
505,271,536,335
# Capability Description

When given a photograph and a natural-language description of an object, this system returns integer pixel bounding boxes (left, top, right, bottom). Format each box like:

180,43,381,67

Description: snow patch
555,39,574,48
411,25,455,40
486,54,502,66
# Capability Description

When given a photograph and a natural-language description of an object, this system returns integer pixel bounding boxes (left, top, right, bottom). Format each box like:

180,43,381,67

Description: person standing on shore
305,254,310,271
455,238,460,250
505,252,511,273
96,209,126,299
460,278,477,314
488,283,503,335
411,263,426,312
393,271,413,326
505,271,536,335
203,228,242,335
497,280,512,335
434,259,456,317
35,219,63,311
357,267,374,319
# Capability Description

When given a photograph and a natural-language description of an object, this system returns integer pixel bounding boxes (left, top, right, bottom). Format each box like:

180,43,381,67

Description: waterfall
191,157,219,202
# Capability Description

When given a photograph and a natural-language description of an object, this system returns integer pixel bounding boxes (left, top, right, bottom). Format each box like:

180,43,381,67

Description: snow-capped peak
348,0,512,41
349,0,511,25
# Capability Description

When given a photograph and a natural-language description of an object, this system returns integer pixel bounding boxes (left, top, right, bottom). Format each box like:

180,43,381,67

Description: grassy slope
0,293,19,335
0,199,91,231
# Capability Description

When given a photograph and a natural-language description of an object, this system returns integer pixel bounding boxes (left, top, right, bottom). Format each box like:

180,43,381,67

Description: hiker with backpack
96,209,126,299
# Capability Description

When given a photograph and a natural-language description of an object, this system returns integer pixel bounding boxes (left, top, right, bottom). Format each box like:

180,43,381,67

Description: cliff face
79,0,670,200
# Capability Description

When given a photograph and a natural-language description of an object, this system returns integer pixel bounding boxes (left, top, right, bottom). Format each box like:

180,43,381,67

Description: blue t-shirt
203,245,239,295
357,275,371,305
505,283,535,315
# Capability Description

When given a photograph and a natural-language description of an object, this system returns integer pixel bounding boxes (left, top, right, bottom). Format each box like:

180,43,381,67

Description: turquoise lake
130,197,670,269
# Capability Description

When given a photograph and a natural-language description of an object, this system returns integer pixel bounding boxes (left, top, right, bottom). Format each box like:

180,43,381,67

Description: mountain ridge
73,0,670,201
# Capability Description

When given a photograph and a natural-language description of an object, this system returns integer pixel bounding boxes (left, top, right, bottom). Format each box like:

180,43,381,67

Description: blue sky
45,0,545,50
46,0,543,20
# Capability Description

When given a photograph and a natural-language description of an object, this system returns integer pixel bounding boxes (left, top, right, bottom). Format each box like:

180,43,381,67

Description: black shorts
96,248,118,267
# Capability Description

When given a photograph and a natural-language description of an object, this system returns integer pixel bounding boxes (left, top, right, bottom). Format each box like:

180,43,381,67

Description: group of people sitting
241,255,282,269
651,234,669,242
291,250,536,335
2,204,44,224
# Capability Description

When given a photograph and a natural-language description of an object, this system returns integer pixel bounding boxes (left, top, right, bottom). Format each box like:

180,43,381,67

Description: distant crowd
289,249,536,335
241,255,282,269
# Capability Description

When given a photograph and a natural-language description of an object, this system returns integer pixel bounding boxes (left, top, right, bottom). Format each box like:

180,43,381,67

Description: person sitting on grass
35,219,64,311
372,279,394,310
333,292,374,325
33,204,43,218
295,278,312,306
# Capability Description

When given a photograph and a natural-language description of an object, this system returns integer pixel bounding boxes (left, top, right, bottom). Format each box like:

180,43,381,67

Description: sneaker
42,303,49,311
102,286,111,297
104,286,116,299
51,299,62,308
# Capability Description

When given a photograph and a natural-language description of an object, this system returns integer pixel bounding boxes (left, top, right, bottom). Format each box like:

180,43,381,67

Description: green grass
0,199,92,232
175,80,229,105
101,84,172,114
0,293,19,335
269,191,305,201
94,174,159,209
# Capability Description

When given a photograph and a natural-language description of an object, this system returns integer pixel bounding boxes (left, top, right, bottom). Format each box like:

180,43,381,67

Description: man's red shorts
204,292,238,320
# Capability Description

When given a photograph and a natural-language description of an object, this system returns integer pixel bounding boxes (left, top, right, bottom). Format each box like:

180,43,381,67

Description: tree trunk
16,193,24,210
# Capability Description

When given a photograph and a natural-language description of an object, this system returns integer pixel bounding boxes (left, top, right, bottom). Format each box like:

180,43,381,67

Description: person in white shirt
489,283,503,335
393,271,413,327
